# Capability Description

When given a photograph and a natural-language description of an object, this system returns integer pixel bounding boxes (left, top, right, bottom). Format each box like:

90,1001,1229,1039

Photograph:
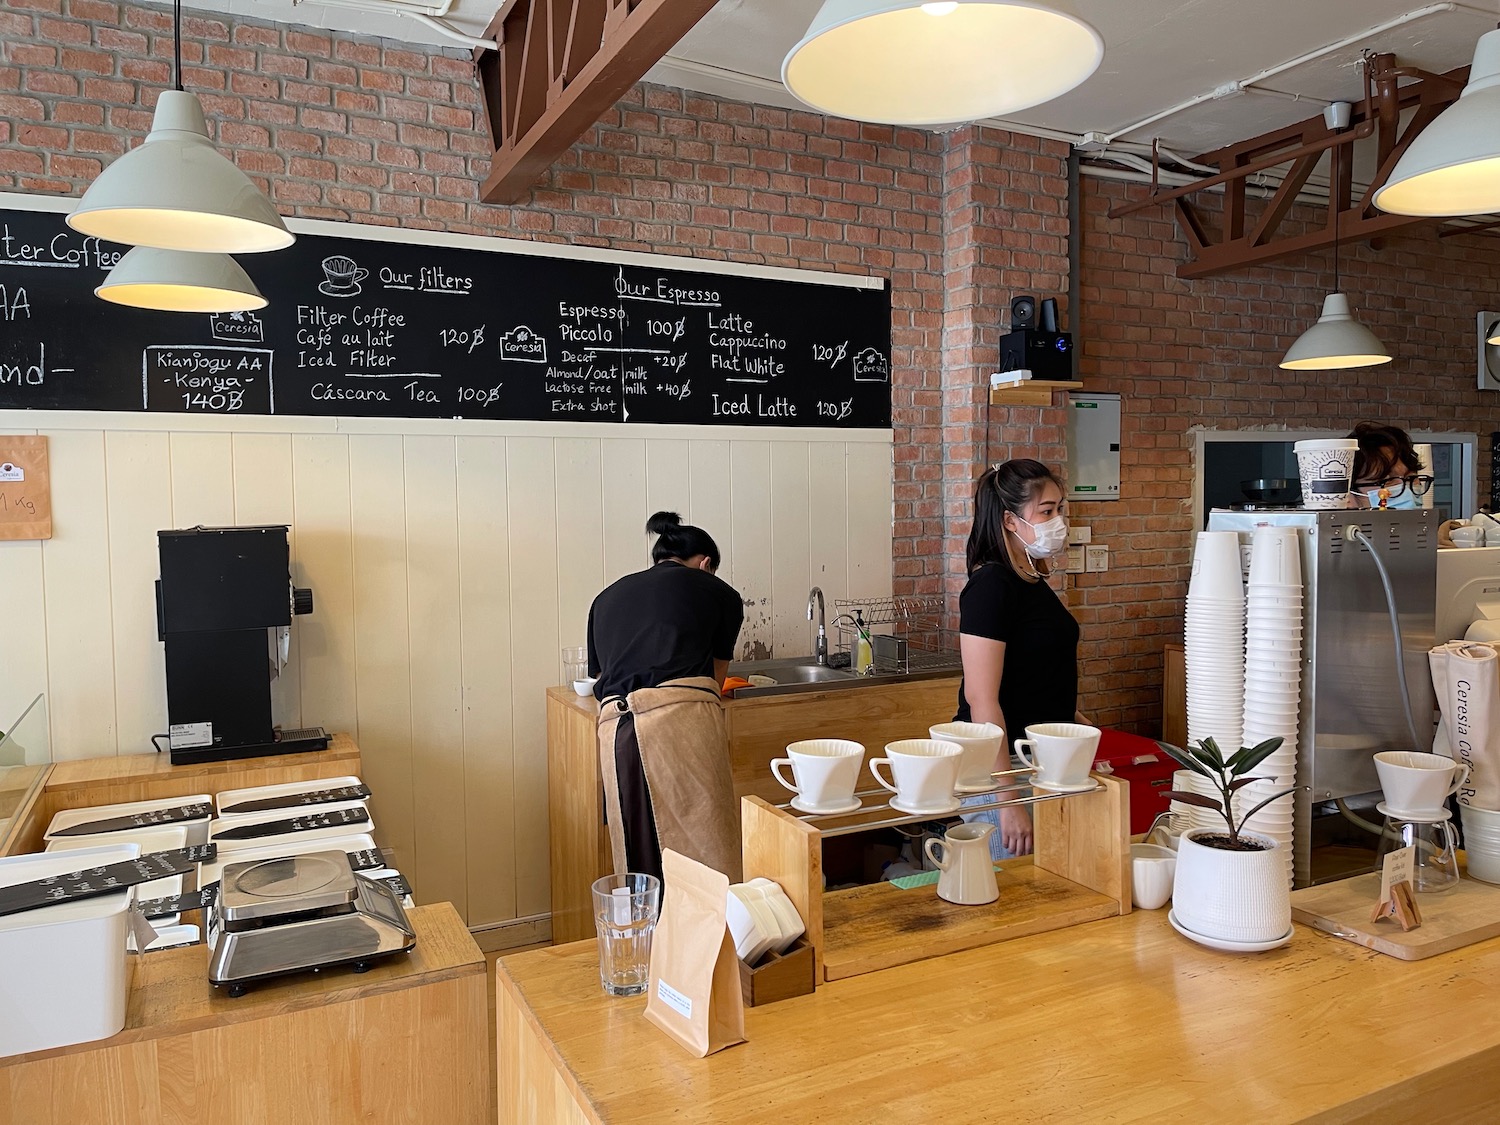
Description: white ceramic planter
1172,827,1290,943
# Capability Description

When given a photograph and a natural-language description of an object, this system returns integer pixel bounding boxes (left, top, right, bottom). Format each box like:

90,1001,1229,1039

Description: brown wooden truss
475,0,718,204
1107,55,1471,278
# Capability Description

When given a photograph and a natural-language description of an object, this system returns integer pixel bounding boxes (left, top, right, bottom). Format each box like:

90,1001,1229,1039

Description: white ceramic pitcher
923,823,999,905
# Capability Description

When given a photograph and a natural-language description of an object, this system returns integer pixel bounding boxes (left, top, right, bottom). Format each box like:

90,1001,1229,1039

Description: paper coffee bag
1430,641,1500,806
642,849,746,1058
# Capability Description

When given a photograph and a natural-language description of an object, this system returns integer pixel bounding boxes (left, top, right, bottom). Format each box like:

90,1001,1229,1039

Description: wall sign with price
0,434,49,540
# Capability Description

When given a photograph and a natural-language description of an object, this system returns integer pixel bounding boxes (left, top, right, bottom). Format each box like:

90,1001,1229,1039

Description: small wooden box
738,936,815,1007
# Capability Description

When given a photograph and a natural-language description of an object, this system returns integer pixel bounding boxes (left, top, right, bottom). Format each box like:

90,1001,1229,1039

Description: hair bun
645,511,683,536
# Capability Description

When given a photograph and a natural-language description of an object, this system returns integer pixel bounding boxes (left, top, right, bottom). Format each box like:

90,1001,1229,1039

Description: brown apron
597,677,742,884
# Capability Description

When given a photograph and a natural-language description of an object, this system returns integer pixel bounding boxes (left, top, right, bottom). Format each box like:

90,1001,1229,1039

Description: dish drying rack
832,595,960,675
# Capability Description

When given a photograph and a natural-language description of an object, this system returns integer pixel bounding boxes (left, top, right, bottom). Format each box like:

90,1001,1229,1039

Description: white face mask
1015,513,1069,558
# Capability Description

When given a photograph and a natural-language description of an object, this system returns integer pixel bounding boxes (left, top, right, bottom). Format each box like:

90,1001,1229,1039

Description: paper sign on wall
0,435,50,540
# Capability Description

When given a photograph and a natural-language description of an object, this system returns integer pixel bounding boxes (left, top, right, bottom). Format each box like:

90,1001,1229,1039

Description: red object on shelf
1093,728,1179,836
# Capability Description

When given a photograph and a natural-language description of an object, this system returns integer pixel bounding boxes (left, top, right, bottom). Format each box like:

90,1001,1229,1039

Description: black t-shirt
954,562,1080,747
587,561,744,699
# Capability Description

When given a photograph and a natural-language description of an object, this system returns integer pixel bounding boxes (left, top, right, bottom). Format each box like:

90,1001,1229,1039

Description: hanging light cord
173,0,183,92
1332,141,1341,293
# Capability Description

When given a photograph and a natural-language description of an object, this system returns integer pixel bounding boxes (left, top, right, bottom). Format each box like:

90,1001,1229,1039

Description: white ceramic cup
1130,843,1177,910
928,721,1005,788
770,739,865,813
869,739,963,811
1015,723,1101,789
1374,751,1470,817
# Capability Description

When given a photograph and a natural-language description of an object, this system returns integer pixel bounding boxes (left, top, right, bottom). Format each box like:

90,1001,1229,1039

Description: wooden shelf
990,380,1082,406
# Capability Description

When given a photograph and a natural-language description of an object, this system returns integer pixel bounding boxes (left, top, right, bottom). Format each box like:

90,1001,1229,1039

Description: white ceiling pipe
1100,2,1492,144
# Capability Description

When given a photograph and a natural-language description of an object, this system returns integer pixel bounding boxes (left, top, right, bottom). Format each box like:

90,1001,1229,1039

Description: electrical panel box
1066,392,1121,502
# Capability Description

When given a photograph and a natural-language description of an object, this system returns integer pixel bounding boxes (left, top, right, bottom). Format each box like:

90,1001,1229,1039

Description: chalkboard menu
0,198,892,428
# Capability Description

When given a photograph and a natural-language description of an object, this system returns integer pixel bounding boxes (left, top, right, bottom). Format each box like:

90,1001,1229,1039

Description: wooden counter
497,909,1500,1124
1,902,488,1125
548,676,962,942
0,734,363,857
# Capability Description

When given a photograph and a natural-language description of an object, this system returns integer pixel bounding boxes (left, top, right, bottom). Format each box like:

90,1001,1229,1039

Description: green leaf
1195,737,1226,771
1159,742,1214,778
1231,737,1285,777
1233,787,1299,835
1163,790,1224,812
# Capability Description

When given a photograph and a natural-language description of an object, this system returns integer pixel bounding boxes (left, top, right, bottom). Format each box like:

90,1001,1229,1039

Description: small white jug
923,823,999,905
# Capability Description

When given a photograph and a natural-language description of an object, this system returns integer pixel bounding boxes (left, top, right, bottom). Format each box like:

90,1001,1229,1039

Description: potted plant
1163,736,1297,947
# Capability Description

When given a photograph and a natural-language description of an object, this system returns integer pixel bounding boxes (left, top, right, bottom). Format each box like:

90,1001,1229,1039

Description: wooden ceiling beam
478,0,719,204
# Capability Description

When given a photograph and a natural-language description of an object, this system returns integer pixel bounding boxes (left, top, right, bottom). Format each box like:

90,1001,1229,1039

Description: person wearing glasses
954,458,1082,857
1347,422,1433,509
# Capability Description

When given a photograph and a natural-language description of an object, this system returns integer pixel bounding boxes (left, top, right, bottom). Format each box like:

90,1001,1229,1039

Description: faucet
807,587,827,665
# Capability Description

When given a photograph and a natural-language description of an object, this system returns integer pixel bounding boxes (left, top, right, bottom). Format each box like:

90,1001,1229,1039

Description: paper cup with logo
1293,439,1357,510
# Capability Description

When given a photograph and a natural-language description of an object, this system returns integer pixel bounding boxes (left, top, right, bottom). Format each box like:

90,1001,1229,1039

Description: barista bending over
955,459,1081,857
588,512,744,884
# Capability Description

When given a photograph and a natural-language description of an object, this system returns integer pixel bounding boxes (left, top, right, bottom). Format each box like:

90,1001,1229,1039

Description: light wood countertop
498,908,1500,1124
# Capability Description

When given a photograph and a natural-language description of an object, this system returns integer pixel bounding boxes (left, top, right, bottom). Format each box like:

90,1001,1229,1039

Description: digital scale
207,851,416,996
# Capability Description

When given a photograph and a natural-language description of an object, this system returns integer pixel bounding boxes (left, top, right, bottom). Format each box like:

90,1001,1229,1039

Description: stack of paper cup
1185,530,1246,754
1241,525,1305,886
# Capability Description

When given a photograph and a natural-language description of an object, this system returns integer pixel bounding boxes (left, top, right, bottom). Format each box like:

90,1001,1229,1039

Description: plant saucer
1168,909,1293,953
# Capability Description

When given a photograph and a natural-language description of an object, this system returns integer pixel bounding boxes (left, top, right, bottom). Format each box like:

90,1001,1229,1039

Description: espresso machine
156,525,327,765
1207,508,1438,886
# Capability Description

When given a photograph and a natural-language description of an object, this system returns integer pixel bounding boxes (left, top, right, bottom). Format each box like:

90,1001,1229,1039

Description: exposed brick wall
1076,176,1500,733
10,1,1496,742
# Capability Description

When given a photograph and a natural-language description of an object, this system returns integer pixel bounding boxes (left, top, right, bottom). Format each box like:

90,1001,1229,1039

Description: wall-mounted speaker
1010,295,1036,331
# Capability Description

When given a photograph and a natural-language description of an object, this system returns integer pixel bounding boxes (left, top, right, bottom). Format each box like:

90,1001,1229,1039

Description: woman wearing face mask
1348,422,1432,509
953,459,1081,857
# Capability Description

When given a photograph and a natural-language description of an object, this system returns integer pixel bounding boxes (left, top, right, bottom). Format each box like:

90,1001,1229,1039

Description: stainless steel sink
728,657,858,697
727,654,961,698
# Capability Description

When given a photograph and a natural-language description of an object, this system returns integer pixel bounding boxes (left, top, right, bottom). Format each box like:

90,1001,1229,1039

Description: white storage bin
214,775,364,816
47,824,189,902
46,795,213,847
0,843,138,1057
209,801,373,853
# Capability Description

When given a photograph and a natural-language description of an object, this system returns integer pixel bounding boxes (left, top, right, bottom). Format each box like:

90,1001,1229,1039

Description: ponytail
647,511,722,570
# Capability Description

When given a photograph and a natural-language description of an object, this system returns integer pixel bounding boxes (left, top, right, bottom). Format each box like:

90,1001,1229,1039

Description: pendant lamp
95,247,266,313
1280,144,1392,371
67,1,292,253
1373,29,1500,217
782,0,1103,127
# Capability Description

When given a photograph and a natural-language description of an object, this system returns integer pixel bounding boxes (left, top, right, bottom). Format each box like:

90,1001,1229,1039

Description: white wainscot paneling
3,414,892,928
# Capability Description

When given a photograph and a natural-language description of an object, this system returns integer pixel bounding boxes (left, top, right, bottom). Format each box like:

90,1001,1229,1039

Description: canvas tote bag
1430,641,1500,807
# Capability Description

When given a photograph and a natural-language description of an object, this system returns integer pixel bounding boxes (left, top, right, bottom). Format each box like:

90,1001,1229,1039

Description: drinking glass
562,645,588,685
591,873,660,996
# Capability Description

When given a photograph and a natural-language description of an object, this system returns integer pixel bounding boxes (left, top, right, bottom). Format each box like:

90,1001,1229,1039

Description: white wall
0,410,892,927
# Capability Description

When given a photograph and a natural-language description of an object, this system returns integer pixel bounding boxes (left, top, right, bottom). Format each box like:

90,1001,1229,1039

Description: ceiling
189,0,1498,158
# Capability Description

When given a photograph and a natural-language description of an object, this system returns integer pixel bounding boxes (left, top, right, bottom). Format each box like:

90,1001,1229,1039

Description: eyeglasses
1373,474,1435,498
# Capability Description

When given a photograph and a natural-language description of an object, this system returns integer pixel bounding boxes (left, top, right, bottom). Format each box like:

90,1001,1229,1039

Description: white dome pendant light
1373,29,1500,217
1281,141,1392,370
96,247,266,313
67,0,292,253
782,0,1103,127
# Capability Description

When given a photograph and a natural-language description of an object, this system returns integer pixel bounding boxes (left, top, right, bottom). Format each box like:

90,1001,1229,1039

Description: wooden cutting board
1291,861,1500,959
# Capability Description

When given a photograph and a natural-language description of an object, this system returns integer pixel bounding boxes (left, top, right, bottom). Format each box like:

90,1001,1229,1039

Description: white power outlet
1085,544,1109,573
1065,545,1085,573
1067,525,1092,545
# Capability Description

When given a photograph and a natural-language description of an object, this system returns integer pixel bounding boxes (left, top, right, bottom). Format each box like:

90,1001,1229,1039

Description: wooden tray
1291,860,1500,960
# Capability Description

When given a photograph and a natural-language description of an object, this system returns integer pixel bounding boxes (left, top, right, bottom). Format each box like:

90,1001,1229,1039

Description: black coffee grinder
155,525,328,765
